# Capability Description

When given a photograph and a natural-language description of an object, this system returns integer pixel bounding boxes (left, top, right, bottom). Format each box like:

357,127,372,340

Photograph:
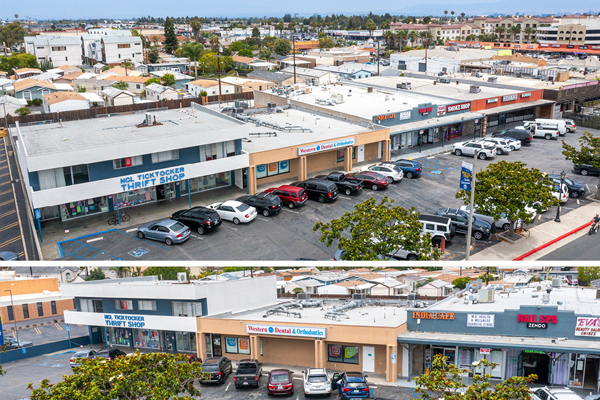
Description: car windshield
73,352,89,358
346,381,366,387
238,364,257,373
308,375,328,383
563,178,574,185
237,203,250,212
271,374,289,383
168,222,186,231
202,365,219,371
374,173,385,180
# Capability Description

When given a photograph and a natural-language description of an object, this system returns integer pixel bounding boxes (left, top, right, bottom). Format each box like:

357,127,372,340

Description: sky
3,0,599,20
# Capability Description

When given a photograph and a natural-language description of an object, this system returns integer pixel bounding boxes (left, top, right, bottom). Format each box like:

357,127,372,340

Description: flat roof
208,300,408,327
426,285,600,316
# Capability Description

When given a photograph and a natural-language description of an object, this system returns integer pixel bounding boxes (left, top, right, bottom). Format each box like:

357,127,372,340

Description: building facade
24,35,83,67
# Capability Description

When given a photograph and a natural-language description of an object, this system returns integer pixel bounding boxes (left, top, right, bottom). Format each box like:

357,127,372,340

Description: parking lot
55,127,600,261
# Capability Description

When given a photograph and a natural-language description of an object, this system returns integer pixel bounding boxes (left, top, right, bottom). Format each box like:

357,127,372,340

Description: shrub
15,107,30,116
53,319,58,323
199,91,207,97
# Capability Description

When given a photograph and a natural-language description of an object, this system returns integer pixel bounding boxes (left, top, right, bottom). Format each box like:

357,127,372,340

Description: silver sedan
137,218,191,245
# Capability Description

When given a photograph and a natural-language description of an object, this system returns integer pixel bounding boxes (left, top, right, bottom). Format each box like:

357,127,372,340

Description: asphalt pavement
3,317,88,344
538,228,600,261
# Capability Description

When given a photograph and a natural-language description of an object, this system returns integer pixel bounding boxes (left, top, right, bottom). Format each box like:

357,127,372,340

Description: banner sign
247,323,326,338
120,167,186,191
459,161,473,191
0,316,3,346
297,138,355,156
467,314,495,328
575,317,600,337
104,314,146,328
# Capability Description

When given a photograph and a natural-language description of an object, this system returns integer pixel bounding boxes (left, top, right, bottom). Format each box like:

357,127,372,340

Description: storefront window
327,344,359,364
116,187,157,208
106,327,132,346
225,337,251,354
60,196,109,221
172,301,203,317
256,161,290,179
133,329,161,349
176,332,197,353
115,300,133,310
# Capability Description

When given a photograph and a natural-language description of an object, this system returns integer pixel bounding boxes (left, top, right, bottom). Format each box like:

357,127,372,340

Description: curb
512,221,592,261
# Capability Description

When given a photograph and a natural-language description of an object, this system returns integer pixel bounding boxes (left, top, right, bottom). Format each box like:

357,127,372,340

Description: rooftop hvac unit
397,82,411,90
367,87,373,93
408,292,417,307
177,272,187,283
478,288,495,303
145,112,152,126
552,278,562,287
542,293,550,304
488,76,498,83
332,93,344,104
469,85,481,93
352,293,366,301
232,107,245,115
297,293,310,300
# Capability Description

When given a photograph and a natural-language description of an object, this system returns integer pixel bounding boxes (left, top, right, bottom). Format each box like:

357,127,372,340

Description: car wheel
197,226,205,235
545,134,552,140
318,195,325,203
570,191,580,198
137,231,145,239
478,152,487,160
262,209,270,217
473,231,484,240
288,202,295,209
371,184,378,191
165,238,173,246
345,188,352,196
233,217,240,225
502,223,510,231
580,169,589,176
432,237,442,247
510,145,515,151
407,254,418,261
387,177,393,184
454,149,462,156
406,171,414,179
497,148,503,155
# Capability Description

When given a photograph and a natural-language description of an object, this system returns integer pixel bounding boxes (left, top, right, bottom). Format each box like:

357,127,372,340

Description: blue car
335,372,370,399
387,159,423,179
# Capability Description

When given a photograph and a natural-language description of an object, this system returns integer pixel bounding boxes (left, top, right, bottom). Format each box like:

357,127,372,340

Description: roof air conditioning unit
478,288,495,303
145,112,152,126
488,76,498,83
469,85,481,93
352,293,366,300
177,272,187,283
367,87,373,93
408,292,417,307
552,278,562,287
542,293,550,304
297,292,310,300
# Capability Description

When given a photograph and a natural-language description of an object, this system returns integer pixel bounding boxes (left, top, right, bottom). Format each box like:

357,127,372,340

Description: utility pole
377,39,380,76
465,152,478,261
292,34,297,84
424,37,428,74
5,289,20,348
217,39,222,104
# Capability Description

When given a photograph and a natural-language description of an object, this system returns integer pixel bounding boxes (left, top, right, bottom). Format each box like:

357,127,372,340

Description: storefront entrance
205,334,222,357
570,354,600,390
522,352,550,385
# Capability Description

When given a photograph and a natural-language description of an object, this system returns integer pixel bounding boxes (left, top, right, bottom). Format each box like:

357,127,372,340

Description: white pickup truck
521,124,559,140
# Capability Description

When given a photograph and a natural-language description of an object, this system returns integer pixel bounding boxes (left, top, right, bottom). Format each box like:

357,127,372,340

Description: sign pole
465,154,478,261
35,209,43,243
187,180,191,209
116,193,121,225
148,330,152,353
104,326,108,349
67,324,71,349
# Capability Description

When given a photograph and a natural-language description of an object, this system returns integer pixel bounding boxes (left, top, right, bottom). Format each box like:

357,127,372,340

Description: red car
268,369,294,395
264,185,308,209
345,171,390,191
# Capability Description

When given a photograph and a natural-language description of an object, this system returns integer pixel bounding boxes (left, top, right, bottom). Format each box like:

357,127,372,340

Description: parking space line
0,221,18,232
0,188,12,196
0,172,9,178
283,209,299,214
34,326,41,334
225,226,238,231
0,209,16,218
0,180,10,187
55,323,63,330
0,235,21,248
191,234,204,240
119,230,168,250
87,237,103,243
125,228,137,233
225,383,231,391
339,196,353,200
0,198,14,206
258,217,270,222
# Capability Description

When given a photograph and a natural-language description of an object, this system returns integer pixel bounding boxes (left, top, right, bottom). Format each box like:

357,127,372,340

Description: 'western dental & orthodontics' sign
246,323,327,338
297,138,355,156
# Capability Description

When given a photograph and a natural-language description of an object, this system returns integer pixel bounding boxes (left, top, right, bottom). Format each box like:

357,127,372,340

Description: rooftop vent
488,76,498,83
352,293,366,301
177,272,187,283
551,278,562,287
297,292,310,300
397,82,412,90
542,293,550,304
469,85,481,93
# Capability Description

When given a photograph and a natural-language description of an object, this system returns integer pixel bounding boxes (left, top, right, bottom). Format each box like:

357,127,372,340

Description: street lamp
4,289,20,348
554,170,566,223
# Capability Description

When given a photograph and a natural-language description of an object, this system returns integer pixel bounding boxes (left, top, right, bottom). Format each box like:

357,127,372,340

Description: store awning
477,99,555,116
397,331,600,355
389,111,484,135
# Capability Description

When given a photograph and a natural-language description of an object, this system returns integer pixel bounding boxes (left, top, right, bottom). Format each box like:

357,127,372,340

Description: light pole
554,170,566,223
4,289,20,347
465,149,478,261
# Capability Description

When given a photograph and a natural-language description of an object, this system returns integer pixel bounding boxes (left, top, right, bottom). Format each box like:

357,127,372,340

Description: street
50,127,600,261
3,316,89,344
539,228,600,260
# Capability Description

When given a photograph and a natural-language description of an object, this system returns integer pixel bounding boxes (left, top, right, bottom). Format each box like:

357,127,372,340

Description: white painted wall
187,83,234,97
64,310,198,332
317,284,349,295
43,99,90,113
112,93,135,106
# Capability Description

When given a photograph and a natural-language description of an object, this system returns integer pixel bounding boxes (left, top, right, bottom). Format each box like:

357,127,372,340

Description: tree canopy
577,266,600,286
0,53,39,75
451,276,471,289
142,267,188,280
84,268,105,281
163,17,179,54
562,130,600,196
0,22,26,49
28,352,204,400
161,73,176,86
313,196,440,261
455,161,557,235
273,39,291,56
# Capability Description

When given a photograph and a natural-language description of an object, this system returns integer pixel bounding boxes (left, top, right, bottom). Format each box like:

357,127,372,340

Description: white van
525,119,567,136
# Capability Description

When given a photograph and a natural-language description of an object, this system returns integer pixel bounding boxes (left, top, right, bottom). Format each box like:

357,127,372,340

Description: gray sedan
70,349,97,367
137,219,191,245
5,337,33,349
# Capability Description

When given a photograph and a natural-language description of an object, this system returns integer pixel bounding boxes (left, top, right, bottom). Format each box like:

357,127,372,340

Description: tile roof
334,279,374,288
58,65,76,71
232,55,256,63
60,72,84,81
187,79,220,88
14,68,42,74
101,87,135,98
43,91,87,105
13,78,56,91
145,83,177,93
103,74,149,83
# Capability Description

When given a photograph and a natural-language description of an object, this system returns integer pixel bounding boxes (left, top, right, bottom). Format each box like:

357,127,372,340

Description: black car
91,348,127,361
491,129,532,146
170,206,221,235
201,357,233,384
548,174,586,198
435,208,492,240
291,179,339,203
574,164,600,177
236,192,283,217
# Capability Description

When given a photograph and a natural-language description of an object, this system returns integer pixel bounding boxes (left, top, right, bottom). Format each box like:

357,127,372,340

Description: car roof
277,185,303,191
271,369,291,374
203,357,223,363
222,200,243,207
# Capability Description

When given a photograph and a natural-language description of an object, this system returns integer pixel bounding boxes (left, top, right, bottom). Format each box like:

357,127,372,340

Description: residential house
144,61,190,74
247,61,277,71
79,92,105,107
101,87,136,106
220,77,275,93
145,83,179,101
317,279,374,295
53,71,84,86
417,279,454,297
70,72,101,94
57,65,83,75
401,274,430,292
149,70,193,90
314,64,374,80
97,66,142,78
284,278,325,295
100,35,144,65
82,30,137,64
24,35,82,67
13,79,58,101
0,95,27,117
247,70,295,86
42,92,90,113
232,55,257,69
369,279,408,296
186,79,234,97
278,57,313,69
280,67,335,85
13,68,42,80
101,75,149,95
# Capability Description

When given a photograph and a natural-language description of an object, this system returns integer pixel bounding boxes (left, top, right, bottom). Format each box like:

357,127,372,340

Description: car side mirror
364,375,368,378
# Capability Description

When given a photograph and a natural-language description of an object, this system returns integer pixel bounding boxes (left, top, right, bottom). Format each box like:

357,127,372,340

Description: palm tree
509,25,521,43
523,26,536,43
460,12,466,21
419,30,432,48
495,26,506,42
396,29,408,51
444,10,449,21
383,30,395,49
190,18,202,41
450,11,455,20
180,41,205,78
408,30,418,47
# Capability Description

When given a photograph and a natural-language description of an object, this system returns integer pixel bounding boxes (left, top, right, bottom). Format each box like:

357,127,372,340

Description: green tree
229,41,247,52
0,22,26,49
161,73,176,86
396,29,409,51
273,38,291,55
451,276,471,289
523,26,536,43
190,18,202,41
562,131,600,198
274,21,285,37
112,81,129,90
85,268,105,281
15,107,30,116
455,161,557,235
238,48,254,57
0,53,39,75
142,267,188,281
76,85,86,93
283,14,292,23
109,267,130,278
180,41,204,78
252,26,261,48
313,196,440,261
144,77,161,85
319,37,335,49
577,267,600,286
292,287,304,294
147,46,160,64
509,25,521,43
28,352,204,400
495,26,506,42
163,16,179,54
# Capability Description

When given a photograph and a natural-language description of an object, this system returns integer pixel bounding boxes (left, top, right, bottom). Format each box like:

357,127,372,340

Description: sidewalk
470,200,600,261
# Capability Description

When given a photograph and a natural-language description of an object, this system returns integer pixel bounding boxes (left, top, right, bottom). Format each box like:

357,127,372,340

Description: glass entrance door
212,335,222,356
205,334,213,358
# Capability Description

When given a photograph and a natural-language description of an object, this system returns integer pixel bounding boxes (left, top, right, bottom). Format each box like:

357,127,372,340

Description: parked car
314,172,364,195
361,163,404,183
574,164,600,177
419,214,455,246
387,159,423,178
498,136,522,151
303,368,333,397
435,208,492,240
207,200,257,224
4,337,33,349
0,251,19,261
548,174,586,198
137,219,191,245
334,372,370,399
264,185,308,209
268,369,294,395
70,350,97,367
475,138,512,155
290,179,339,203
452,140,497,159
200,357,233,384
459,205,513,231
564,119,577,133
530,386,583,400
170,206,221,235
345,171,390,191
491,129,532,146
91,348,127,361
234,359,262,389
236,192,283,217
522,123,559,140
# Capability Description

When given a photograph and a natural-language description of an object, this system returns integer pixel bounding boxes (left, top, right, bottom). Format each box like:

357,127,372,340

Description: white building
42,92,90,113
101,87,136,106
417,279,454,297
101,35,144,65
281,67,336,85
145,83,179,101
24,35,83,67
186,79,234,97
82,30,141,64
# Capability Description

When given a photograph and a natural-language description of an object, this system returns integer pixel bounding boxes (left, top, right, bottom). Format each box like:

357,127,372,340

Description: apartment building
537,17,600,46
24,35,83,67
101,35,144,65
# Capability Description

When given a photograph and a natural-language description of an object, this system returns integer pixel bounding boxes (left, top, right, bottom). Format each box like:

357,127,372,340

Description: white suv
476,138,512,155
452,141,497,160
361,163,403,183
303,368,332,397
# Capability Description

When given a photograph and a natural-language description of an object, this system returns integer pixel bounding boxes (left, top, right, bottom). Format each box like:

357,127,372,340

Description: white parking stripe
283,209,299,214
190,234,204,240
339,196,352,200
226,226,238,231
586,184,591,192
225,382,231,391
126,228,137,233
258,218,270,222
86,237,103,243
